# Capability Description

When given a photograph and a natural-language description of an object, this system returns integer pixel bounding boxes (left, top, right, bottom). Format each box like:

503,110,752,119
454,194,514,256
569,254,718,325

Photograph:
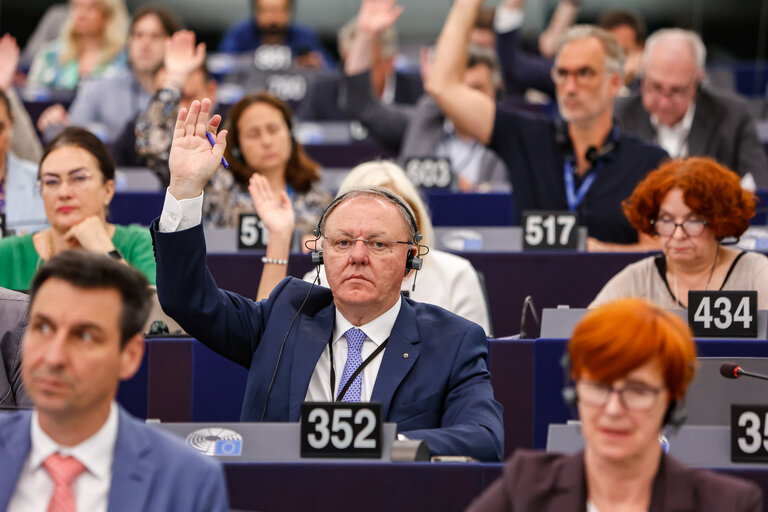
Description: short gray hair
643,28,706,72
338,16,398,59
555,25,625,78
319,186,418,242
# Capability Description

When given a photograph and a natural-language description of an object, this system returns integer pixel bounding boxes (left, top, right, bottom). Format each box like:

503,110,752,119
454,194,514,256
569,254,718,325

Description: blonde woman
251,160,493,334
26,0,128,90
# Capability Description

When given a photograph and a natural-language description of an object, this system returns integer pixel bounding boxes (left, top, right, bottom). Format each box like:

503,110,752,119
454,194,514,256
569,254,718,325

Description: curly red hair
569,298,697,401
622,157,756,238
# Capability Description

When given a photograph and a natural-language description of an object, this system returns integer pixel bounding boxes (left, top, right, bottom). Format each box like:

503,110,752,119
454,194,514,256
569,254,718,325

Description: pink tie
42,453,86,512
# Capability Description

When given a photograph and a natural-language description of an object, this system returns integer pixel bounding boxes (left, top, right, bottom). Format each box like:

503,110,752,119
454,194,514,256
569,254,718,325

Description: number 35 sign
688,291,757,338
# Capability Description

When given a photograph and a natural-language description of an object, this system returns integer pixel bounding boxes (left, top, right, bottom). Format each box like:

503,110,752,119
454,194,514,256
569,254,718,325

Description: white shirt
436,120,485,186
159,191,399,402
8,402,119,512
305,298,400,402
651,103,696,159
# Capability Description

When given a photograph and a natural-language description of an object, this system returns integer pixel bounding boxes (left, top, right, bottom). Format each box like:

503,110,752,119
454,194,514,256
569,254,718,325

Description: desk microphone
720,362,768,382
519,295,540,339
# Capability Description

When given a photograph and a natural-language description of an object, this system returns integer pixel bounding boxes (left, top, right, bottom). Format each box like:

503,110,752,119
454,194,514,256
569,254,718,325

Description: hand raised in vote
356,0,404,36
248,173,295,240
0,34,20,91
168,98,226,200
162,30,206,91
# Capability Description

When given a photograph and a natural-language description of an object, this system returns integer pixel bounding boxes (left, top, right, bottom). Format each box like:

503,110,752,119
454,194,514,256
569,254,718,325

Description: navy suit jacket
0,407,229,511
151,221,504,461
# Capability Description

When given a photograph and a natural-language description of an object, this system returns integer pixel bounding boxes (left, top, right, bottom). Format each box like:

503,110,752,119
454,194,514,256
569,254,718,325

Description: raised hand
37,104,69,132
248,173,295,240
356,0,404,36
163,30,206,90
0,34,20,91
168,98,227,200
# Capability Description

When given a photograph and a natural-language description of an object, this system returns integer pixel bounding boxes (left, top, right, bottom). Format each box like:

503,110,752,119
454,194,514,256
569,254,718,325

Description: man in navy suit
0,251,229,512
151,99,504,461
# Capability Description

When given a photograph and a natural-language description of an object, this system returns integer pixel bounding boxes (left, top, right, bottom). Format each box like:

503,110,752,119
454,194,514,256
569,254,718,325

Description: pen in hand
206,132,230,169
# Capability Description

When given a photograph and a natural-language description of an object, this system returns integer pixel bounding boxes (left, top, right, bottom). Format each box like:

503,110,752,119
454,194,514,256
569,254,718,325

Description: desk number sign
522,210,578,250
300,402,382,458
404,157,453,190
238,213,269,250
731,405,768,463
688,291,757,338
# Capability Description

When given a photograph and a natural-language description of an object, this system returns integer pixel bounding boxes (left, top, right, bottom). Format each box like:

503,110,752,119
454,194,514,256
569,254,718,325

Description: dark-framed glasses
322,236,412,256
550,65,599,86
575,380,664,411
652,218,707,237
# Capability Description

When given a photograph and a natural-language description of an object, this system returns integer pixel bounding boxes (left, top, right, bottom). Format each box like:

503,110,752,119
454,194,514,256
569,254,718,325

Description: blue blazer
151,221,504,462
0,407,229,512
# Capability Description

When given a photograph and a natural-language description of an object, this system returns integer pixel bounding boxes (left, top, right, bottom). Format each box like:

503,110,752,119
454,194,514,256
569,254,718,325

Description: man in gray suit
614,29,768,188
341,0,509,192
0,287,30,409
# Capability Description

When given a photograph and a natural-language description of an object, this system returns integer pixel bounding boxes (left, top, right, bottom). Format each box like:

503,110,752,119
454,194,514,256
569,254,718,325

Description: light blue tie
337,328,367,402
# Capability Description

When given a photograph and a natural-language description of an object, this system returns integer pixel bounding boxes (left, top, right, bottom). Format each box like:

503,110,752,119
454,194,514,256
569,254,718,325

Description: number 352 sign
300,402,382,458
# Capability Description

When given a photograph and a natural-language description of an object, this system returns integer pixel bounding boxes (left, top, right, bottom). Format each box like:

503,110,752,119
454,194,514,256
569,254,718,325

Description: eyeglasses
652,218,707,237
551,66,599,86
322,236,412,256
38,171,96,194
641,78,696,100
576,380,664,411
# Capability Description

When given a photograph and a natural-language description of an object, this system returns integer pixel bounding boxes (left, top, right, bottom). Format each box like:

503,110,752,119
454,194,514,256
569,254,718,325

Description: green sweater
0,224,156,291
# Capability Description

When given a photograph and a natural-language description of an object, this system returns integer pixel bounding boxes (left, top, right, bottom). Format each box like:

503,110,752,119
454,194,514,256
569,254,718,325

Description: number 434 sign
688,291,757,337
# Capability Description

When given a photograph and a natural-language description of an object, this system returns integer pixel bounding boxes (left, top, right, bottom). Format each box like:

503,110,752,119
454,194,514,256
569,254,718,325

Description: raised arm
248,174,295,300
426,0,495,145
344,0,403,76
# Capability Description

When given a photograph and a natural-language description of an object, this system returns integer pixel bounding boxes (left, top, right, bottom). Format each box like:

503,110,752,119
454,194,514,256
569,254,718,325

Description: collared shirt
651,103,696,159
436,120,484,186
305,298,401,402
7,402,119,512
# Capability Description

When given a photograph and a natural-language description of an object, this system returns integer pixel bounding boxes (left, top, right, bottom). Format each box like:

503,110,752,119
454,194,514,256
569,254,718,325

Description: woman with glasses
590,157,768,308
0,127,155,290
467,298,761,511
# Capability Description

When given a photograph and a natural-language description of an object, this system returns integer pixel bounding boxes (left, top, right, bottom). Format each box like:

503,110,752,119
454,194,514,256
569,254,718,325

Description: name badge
300,402,382,458
522,210,578,250
267,74,308,101
253,44,292,71
404,157,453,189
731,404,768,462
238,213,269,250
688,291,757,337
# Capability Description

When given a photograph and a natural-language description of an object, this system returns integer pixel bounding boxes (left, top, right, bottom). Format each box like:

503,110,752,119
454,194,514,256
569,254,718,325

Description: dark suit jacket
0,288,30,408
0,407,229,511
151,221,504,462
614,86,768,187
466,450,762,512
341,71,509,189
296,70,424,121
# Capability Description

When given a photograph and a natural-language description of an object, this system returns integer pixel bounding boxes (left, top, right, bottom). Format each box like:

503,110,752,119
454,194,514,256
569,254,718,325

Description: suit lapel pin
403,353,409,359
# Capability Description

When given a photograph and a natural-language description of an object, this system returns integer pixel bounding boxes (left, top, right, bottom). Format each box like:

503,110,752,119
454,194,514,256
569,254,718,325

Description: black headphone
308,188,425,275
559,353,687,429
555,119,621,167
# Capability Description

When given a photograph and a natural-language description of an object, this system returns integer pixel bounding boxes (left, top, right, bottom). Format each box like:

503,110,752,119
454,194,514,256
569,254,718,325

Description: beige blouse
590,252,768,309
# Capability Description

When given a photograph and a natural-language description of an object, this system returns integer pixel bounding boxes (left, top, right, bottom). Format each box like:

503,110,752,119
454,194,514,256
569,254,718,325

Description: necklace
672,244,720,307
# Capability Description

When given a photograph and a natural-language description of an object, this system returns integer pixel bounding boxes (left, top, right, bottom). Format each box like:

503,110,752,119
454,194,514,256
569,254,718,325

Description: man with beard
427,0,667,249
219,0,335,70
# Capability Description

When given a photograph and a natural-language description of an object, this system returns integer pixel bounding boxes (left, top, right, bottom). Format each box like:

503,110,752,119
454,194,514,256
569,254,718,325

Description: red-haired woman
203,92,331,236
467,298,762,511
591,157,768,308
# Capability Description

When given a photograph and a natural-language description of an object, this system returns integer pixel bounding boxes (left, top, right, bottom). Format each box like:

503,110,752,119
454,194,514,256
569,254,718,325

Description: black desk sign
237,213,268,250
404,157,453,189
731,405,768,462
300,402,382,458
688,291,757,338
522,210,578,250
253,44,292,71
267,74,307,102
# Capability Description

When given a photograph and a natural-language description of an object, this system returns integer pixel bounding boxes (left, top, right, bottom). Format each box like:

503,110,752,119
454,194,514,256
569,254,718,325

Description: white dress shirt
652,103,695,159
8,402,119,512
159,191,399,402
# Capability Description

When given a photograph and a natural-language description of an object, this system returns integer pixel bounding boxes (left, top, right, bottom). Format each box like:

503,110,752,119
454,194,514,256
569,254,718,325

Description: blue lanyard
563,160,600,211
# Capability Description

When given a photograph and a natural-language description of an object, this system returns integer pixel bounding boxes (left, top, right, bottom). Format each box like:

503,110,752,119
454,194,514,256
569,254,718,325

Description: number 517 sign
688,291,757,337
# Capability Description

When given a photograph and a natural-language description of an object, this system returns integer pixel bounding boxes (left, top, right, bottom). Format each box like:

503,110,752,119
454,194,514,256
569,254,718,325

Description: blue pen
206,132,229,169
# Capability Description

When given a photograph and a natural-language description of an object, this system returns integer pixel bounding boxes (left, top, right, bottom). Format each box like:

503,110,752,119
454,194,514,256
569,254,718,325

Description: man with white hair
427,0,667,248
615,28,768,188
